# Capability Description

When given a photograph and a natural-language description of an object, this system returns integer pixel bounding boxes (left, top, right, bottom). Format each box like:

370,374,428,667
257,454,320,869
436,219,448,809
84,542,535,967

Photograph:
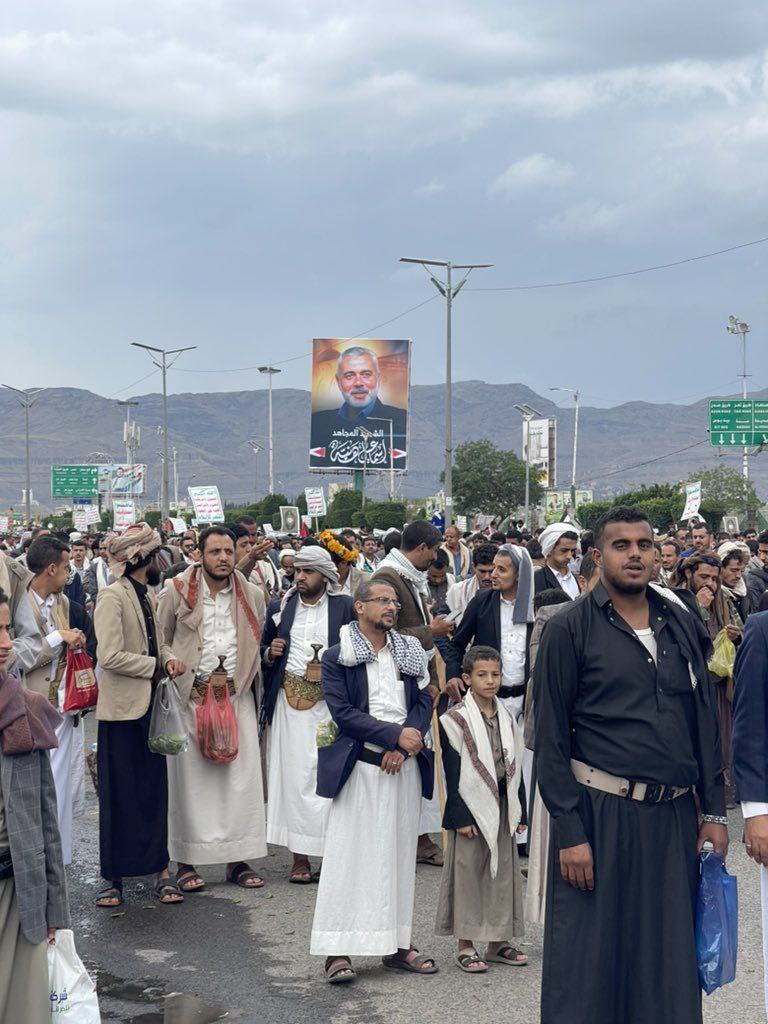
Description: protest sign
188,486,225,524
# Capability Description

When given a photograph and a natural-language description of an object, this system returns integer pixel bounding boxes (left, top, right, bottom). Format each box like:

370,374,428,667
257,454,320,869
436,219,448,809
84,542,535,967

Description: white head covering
279,545,341,610
497,544,535,624
539,522,579,558
717,541,750,564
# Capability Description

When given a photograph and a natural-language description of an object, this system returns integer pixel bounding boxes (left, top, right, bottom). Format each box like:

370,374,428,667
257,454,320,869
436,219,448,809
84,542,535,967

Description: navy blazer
260,591,356,726
316,643,434,800
444,588,533,686
733,610,768,803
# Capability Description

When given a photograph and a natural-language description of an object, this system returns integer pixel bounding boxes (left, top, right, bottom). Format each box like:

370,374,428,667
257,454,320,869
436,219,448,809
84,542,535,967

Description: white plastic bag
48,929,101,1022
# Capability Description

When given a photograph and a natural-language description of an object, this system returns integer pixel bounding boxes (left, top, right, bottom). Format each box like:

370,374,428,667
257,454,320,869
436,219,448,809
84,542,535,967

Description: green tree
324,489,363,528
451,440,541,518
687,466,758,526
351,501,407,531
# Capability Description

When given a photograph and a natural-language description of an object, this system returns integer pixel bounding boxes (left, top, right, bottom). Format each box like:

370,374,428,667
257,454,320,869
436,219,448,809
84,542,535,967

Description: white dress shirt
198,579,238,677
553,567,580,599
32,591,63,653
286,593,329,676
364,640,407,752
499,597,528,687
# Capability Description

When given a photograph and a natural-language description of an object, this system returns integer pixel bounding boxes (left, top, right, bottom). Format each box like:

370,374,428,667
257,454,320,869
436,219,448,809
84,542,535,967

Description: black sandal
176,867,206,892
154,879,184,904
325,956,356,984
95,882,123,908
455,949,488,973
226,862,265,889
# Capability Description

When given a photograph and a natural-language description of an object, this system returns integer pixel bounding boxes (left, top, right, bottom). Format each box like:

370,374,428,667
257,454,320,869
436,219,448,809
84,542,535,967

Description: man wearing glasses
311,579,436,984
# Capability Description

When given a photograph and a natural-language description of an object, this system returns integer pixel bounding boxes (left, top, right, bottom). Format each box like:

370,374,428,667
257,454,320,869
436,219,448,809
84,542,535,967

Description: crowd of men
1,507,768,1022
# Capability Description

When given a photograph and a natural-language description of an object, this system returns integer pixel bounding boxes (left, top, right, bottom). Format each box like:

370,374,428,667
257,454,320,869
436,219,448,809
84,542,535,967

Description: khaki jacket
156,568,265,703
440,541,471,579
23,589,70,699
94,577,172,722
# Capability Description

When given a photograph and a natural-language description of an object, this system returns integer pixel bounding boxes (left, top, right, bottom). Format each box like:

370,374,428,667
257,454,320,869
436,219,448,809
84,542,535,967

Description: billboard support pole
514,403,542,530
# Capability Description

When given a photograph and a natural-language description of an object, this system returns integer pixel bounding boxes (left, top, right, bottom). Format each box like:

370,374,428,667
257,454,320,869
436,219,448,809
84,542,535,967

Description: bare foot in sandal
485,942,528,966
95,880,123,908
176,864,206,892
289,855,313,884
226,862,264,888
325,956,356,984
455,943,488,973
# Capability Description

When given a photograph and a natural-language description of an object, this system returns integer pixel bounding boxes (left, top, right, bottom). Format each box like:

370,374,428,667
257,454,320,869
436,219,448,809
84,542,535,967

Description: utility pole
550,387,580,510
514,403,542,530
117,399,140,467
258,366,282,494
131,342,197,522
399,257,492,526
2,385,46,525
726,316,751,480
172,446,179,510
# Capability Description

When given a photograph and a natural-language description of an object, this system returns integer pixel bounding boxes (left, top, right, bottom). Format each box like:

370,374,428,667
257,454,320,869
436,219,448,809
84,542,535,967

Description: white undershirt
634,627,657,665
364,640,407,753
285,592,329,675
198,579,237,677
499,597,527,686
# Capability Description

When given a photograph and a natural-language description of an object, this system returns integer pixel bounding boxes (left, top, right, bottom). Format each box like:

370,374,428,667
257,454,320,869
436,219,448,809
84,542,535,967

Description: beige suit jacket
23,589,70,699
156,569,265,703
94,577,172,721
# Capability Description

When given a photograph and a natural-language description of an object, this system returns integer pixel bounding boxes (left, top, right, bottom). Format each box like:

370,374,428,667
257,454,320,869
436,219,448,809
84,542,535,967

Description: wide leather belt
498,683,526,699
571,759,690,804
0,850,13,881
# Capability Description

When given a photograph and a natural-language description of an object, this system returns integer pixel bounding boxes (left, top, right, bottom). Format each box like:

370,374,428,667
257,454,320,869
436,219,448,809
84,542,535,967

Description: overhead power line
466,235,768,292
590,439,710,481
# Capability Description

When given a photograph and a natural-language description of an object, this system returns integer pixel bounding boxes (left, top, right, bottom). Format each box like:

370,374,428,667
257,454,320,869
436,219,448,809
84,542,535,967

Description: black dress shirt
127,577,158,662
534,582,725,848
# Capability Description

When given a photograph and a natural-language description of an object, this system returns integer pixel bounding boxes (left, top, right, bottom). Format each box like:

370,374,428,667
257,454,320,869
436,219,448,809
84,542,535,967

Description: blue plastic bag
695,850,738,994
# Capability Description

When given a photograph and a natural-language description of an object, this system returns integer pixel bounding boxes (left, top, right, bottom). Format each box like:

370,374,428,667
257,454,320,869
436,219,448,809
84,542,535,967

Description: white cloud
489,153,574,196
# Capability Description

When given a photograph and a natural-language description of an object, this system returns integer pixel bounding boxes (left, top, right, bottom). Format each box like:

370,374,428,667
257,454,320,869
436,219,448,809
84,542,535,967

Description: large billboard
308,338,410,472
524,418,557,489
97,464,147,496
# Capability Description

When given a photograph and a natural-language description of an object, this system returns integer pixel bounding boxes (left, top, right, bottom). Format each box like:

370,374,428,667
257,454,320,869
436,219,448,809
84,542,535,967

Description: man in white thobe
157,526,267,891
310,579,437,982
261,546,355,883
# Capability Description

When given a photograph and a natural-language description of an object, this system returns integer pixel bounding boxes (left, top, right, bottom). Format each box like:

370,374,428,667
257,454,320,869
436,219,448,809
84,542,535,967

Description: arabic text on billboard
308,339,410,472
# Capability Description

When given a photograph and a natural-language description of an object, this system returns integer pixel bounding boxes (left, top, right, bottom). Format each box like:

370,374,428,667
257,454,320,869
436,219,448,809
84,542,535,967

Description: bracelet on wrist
701,813,728,826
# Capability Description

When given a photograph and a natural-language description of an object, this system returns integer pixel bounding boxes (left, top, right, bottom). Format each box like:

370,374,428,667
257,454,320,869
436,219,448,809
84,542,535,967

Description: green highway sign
709,400,768,447
51,464,100,498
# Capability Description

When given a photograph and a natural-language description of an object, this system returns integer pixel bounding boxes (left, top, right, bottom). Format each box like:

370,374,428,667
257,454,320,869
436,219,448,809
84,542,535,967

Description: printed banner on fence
309,338,411,472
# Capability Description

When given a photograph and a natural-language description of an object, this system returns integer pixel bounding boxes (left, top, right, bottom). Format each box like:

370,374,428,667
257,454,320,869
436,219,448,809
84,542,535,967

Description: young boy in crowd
435,645,527,973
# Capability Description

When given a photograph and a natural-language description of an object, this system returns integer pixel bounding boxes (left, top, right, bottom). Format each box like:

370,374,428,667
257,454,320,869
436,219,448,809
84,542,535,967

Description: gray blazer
1,748,70,943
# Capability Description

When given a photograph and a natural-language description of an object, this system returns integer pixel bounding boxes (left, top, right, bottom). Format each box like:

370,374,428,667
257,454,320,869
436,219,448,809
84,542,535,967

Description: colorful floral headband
318,529,358,565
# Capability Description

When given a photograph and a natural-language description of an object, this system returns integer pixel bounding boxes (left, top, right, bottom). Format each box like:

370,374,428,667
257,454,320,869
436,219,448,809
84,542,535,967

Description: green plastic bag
707,629,736,680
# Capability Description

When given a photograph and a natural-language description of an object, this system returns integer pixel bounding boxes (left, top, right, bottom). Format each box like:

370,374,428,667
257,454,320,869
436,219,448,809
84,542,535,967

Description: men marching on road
310,579,437,983
94,525,186,908
533,507,727,1024
533,523,580,599
158,526,268,893
261,547,355,883
11,535,95,865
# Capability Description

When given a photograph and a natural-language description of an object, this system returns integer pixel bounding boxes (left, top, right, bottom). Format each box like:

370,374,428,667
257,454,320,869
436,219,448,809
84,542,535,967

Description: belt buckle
644,783,665,803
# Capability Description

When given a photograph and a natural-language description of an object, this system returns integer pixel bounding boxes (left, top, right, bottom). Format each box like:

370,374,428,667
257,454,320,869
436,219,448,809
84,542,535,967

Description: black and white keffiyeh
338,621,428,682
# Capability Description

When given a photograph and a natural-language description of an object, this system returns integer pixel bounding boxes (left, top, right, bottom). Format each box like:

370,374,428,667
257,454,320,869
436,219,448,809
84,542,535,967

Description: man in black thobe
534,506,727,1024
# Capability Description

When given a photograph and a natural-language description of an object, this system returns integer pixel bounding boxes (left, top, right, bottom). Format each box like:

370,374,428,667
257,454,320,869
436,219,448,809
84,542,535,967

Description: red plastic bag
62,648,98,712
195,682,239,763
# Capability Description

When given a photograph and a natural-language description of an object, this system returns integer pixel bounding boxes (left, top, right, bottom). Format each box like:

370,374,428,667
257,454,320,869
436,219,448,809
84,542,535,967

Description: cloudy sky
2,0,767,409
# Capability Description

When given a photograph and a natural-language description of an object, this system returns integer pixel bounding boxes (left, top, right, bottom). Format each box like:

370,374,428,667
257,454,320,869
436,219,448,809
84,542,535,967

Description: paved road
70,744,765,1023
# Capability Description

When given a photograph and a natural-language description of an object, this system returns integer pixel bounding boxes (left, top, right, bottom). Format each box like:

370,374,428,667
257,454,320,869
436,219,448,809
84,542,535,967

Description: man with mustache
533,506,727,1024
310,347,407,469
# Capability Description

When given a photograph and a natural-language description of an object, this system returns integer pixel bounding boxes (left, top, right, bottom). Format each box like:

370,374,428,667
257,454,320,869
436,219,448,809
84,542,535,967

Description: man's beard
146,566,162,587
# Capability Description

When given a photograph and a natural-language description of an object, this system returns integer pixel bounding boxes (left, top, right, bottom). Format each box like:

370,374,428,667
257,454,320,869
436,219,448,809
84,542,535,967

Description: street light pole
258,366,282,495
366,416,395,500
550,387,580,510
2,385,46,524
131,342,197,522
399,257,493,526
514,403,542,530
726,316,751,480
